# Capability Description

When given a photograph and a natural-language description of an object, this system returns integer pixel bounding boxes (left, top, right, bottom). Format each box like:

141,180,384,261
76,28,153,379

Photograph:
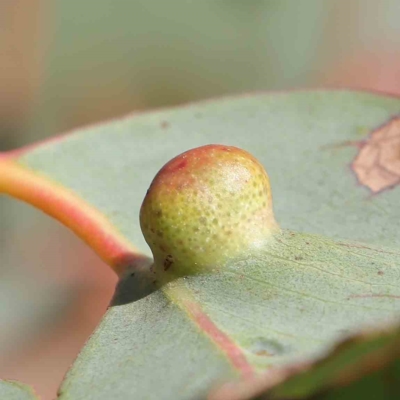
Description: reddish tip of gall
169,159,188,173
155,144,250,185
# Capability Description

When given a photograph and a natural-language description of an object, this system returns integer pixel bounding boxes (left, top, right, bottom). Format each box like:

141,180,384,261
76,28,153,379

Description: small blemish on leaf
255,350,270,356
161,121,169,129
249,338,285,357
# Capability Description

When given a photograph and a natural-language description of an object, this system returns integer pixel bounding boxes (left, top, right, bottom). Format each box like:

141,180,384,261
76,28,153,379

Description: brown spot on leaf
161,121,169,129
378,271,384,276
352,118,400,193
255,350,271,357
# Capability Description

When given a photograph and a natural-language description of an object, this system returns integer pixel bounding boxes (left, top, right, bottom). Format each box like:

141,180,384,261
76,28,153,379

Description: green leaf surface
0,380,39,400
17,91,400,250
59,232,400,400
2,91,400,399
210,323,400,400
260,323,400,400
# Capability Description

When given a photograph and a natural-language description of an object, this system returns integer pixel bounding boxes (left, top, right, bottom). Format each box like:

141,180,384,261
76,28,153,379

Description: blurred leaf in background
0,0,44,149
32,0,327,137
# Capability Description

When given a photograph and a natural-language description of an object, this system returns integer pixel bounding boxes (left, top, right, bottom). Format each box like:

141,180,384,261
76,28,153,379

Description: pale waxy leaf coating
0,380,39,400
1,91,400,399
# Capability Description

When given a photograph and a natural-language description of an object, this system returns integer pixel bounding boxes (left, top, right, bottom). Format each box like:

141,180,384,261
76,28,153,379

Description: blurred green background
1,1,399,399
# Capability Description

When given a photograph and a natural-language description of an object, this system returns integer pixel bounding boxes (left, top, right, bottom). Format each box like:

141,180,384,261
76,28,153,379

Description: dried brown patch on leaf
352,118,400,193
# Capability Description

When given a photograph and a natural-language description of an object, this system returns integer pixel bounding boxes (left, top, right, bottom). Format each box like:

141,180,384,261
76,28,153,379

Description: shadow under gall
111,255,158,306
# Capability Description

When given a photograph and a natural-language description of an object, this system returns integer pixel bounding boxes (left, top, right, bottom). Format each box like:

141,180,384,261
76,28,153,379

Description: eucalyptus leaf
1,90,400,399
262,323,400,400
209,322,400,400
59,231,400,400
0,380,39,400
16,91,400,251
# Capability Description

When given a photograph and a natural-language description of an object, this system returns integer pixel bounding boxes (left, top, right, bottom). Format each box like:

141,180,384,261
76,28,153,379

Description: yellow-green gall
140,144,279,276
